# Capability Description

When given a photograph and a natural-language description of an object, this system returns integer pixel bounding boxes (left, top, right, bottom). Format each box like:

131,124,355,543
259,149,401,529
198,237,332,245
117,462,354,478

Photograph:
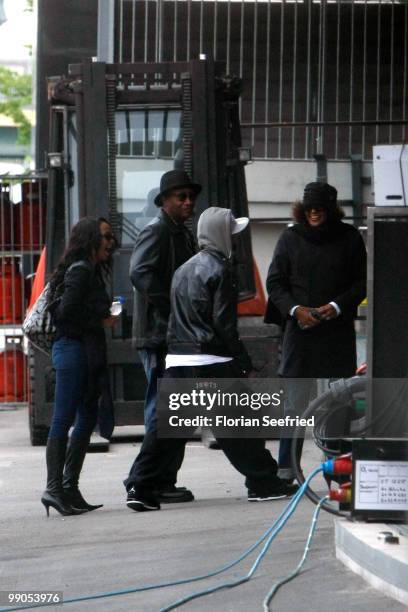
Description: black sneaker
126,487,160,512
280,478,295,486
248,482,299,502
157,485,195,504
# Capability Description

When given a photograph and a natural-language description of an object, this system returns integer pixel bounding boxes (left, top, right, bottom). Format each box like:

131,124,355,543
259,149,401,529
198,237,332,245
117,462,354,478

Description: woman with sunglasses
41,217,118,516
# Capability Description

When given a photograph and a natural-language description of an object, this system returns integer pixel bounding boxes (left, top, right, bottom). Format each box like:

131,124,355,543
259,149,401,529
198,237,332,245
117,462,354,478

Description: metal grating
115,0,408,161
0,176,47,405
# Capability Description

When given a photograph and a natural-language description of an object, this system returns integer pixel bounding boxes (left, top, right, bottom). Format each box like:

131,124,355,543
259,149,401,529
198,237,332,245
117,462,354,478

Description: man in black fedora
124,170,201,508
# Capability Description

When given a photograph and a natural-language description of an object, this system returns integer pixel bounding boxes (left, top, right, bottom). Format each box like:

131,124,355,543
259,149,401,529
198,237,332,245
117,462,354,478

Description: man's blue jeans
124,348,178,491
138,349,166,432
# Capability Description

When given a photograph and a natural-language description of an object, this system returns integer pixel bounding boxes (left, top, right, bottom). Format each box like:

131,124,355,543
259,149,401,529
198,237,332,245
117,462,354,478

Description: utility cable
263,495,329,611
311,377,407,450
291,376,365,517
159,468,322,612
312,400,348,455
0,469,322,612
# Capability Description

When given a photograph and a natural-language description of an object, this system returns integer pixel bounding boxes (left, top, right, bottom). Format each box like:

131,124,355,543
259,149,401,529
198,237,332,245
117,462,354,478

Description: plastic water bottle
110,296,125,316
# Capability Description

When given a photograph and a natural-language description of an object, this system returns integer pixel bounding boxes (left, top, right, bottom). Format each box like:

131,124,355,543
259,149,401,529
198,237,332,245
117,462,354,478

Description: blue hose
159,467,323,612
262,495,329,611
0,467,323,612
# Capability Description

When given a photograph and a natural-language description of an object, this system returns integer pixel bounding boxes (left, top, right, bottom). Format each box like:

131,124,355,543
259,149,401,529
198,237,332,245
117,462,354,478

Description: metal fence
0,175,47,405
115,0,407,161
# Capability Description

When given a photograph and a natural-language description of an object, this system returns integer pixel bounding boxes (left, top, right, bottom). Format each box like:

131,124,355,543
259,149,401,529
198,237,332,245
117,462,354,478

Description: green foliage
0,66,32,145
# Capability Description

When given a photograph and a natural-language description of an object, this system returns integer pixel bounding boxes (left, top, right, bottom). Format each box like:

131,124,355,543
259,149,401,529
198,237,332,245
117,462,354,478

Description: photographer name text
167,415,315,428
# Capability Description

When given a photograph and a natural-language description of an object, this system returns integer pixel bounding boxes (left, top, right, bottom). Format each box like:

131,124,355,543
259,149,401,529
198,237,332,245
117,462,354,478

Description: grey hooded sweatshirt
197,207,235,258
167,207,252,374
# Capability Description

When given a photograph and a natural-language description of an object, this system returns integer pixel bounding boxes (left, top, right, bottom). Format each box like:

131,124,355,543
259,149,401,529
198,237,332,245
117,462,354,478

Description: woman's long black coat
266,223,367,378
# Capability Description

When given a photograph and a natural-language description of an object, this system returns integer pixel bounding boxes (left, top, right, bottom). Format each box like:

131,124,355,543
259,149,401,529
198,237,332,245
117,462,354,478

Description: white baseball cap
231,216,249,234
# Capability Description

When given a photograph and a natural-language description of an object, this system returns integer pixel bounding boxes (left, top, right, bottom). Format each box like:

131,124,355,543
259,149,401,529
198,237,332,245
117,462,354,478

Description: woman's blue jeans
48,337,97,441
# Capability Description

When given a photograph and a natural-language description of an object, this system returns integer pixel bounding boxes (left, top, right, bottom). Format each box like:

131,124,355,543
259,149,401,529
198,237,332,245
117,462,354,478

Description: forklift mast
46,58,254,288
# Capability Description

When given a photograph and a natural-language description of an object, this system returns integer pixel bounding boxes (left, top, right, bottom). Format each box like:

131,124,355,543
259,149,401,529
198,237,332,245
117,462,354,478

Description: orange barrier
238,260,266,316
27,247,46,312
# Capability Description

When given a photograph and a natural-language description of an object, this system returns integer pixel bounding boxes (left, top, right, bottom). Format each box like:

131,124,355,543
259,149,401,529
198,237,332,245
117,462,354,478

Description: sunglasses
101,232,116,242
171,191,196,202
305,206,325,212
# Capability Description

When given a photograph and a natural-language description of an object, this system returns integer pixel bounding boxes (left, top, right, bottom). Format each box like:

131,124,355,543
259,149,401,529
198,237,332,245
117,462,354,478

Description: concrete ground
1,406,406,612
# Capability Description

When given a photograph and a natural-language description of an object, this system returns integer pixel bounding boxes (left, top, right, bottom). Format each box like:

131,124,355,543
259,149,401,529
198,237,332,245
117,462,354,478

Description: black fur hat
303,182,337,209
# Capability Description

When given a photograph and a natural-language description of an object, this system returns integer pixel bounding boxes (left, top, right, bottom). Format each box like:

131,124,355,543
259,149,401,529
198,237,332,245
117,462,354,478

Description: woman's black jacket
266,222,367,378
53,260,111,341
51,260,114,439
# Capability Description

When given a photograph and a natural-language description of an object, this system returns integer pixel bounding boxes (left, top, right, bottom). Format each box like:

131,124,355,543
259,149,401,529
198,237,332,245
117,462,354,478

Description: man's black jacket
130,209,196,349
167,248,252,374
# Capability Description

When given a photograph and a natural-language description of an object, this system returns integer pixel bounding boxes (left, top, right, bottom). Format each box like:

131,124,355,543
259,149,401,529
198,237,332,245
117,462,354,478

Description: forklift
28,57,275,445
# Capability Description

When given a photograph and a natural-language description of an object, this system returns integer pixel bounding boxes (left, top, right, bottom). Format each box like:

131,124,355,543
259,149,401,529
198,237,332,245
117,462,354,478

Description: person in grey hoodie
126,207,298,512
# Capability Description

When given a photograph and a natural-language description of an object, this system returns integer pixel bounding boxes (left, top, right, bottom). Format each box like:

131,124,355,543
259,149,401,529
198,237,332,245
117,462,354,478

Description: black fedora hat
154,170,202,206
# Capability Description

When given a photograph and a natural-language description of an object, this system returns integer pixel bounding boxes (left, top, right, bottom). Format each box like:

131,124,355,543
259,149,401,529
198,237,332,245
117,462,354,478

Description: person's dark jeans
48,337,98,441
139,349,166,432
277,378,314,479
278,438,304,479
123,361,280,494
127,348,182,490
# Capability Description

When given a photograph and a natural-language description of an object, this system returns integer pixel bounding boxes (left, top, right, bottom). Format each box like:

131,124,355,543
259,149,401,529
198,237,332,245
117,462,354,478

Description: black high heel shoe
63,487,103,512
41,490,85,516
63,438,103,512
42,438,86,517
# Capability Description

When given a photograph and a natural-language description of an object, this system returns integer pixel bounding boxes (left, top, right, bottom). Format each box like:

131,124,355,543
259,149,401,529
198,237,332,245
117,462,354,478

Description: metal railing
115,0,407,161
0,175,47,406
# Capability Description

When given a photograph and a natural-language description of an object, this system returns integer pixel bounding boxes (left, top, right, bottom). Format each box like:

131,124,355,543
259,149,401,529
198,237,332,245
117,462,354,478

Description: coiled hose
290,376,366,517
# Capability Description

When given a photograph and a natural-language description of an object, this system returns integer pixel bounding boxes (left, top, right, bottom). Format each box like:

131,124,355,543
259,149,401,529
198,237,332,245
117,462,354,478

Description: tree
0,66,32,145
0,0,33,146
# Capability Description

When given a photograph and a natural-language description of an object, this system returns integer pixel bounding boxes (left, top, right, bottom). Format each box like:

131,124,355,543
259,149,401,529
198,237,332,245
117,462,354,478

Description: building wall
115,0,408,162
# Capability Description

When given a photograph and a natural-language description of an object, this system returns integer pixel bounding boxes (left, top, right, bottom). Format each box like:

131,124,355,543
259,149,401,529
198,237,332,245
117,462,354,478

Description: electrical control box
352,440,408,522
373,144,408,206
